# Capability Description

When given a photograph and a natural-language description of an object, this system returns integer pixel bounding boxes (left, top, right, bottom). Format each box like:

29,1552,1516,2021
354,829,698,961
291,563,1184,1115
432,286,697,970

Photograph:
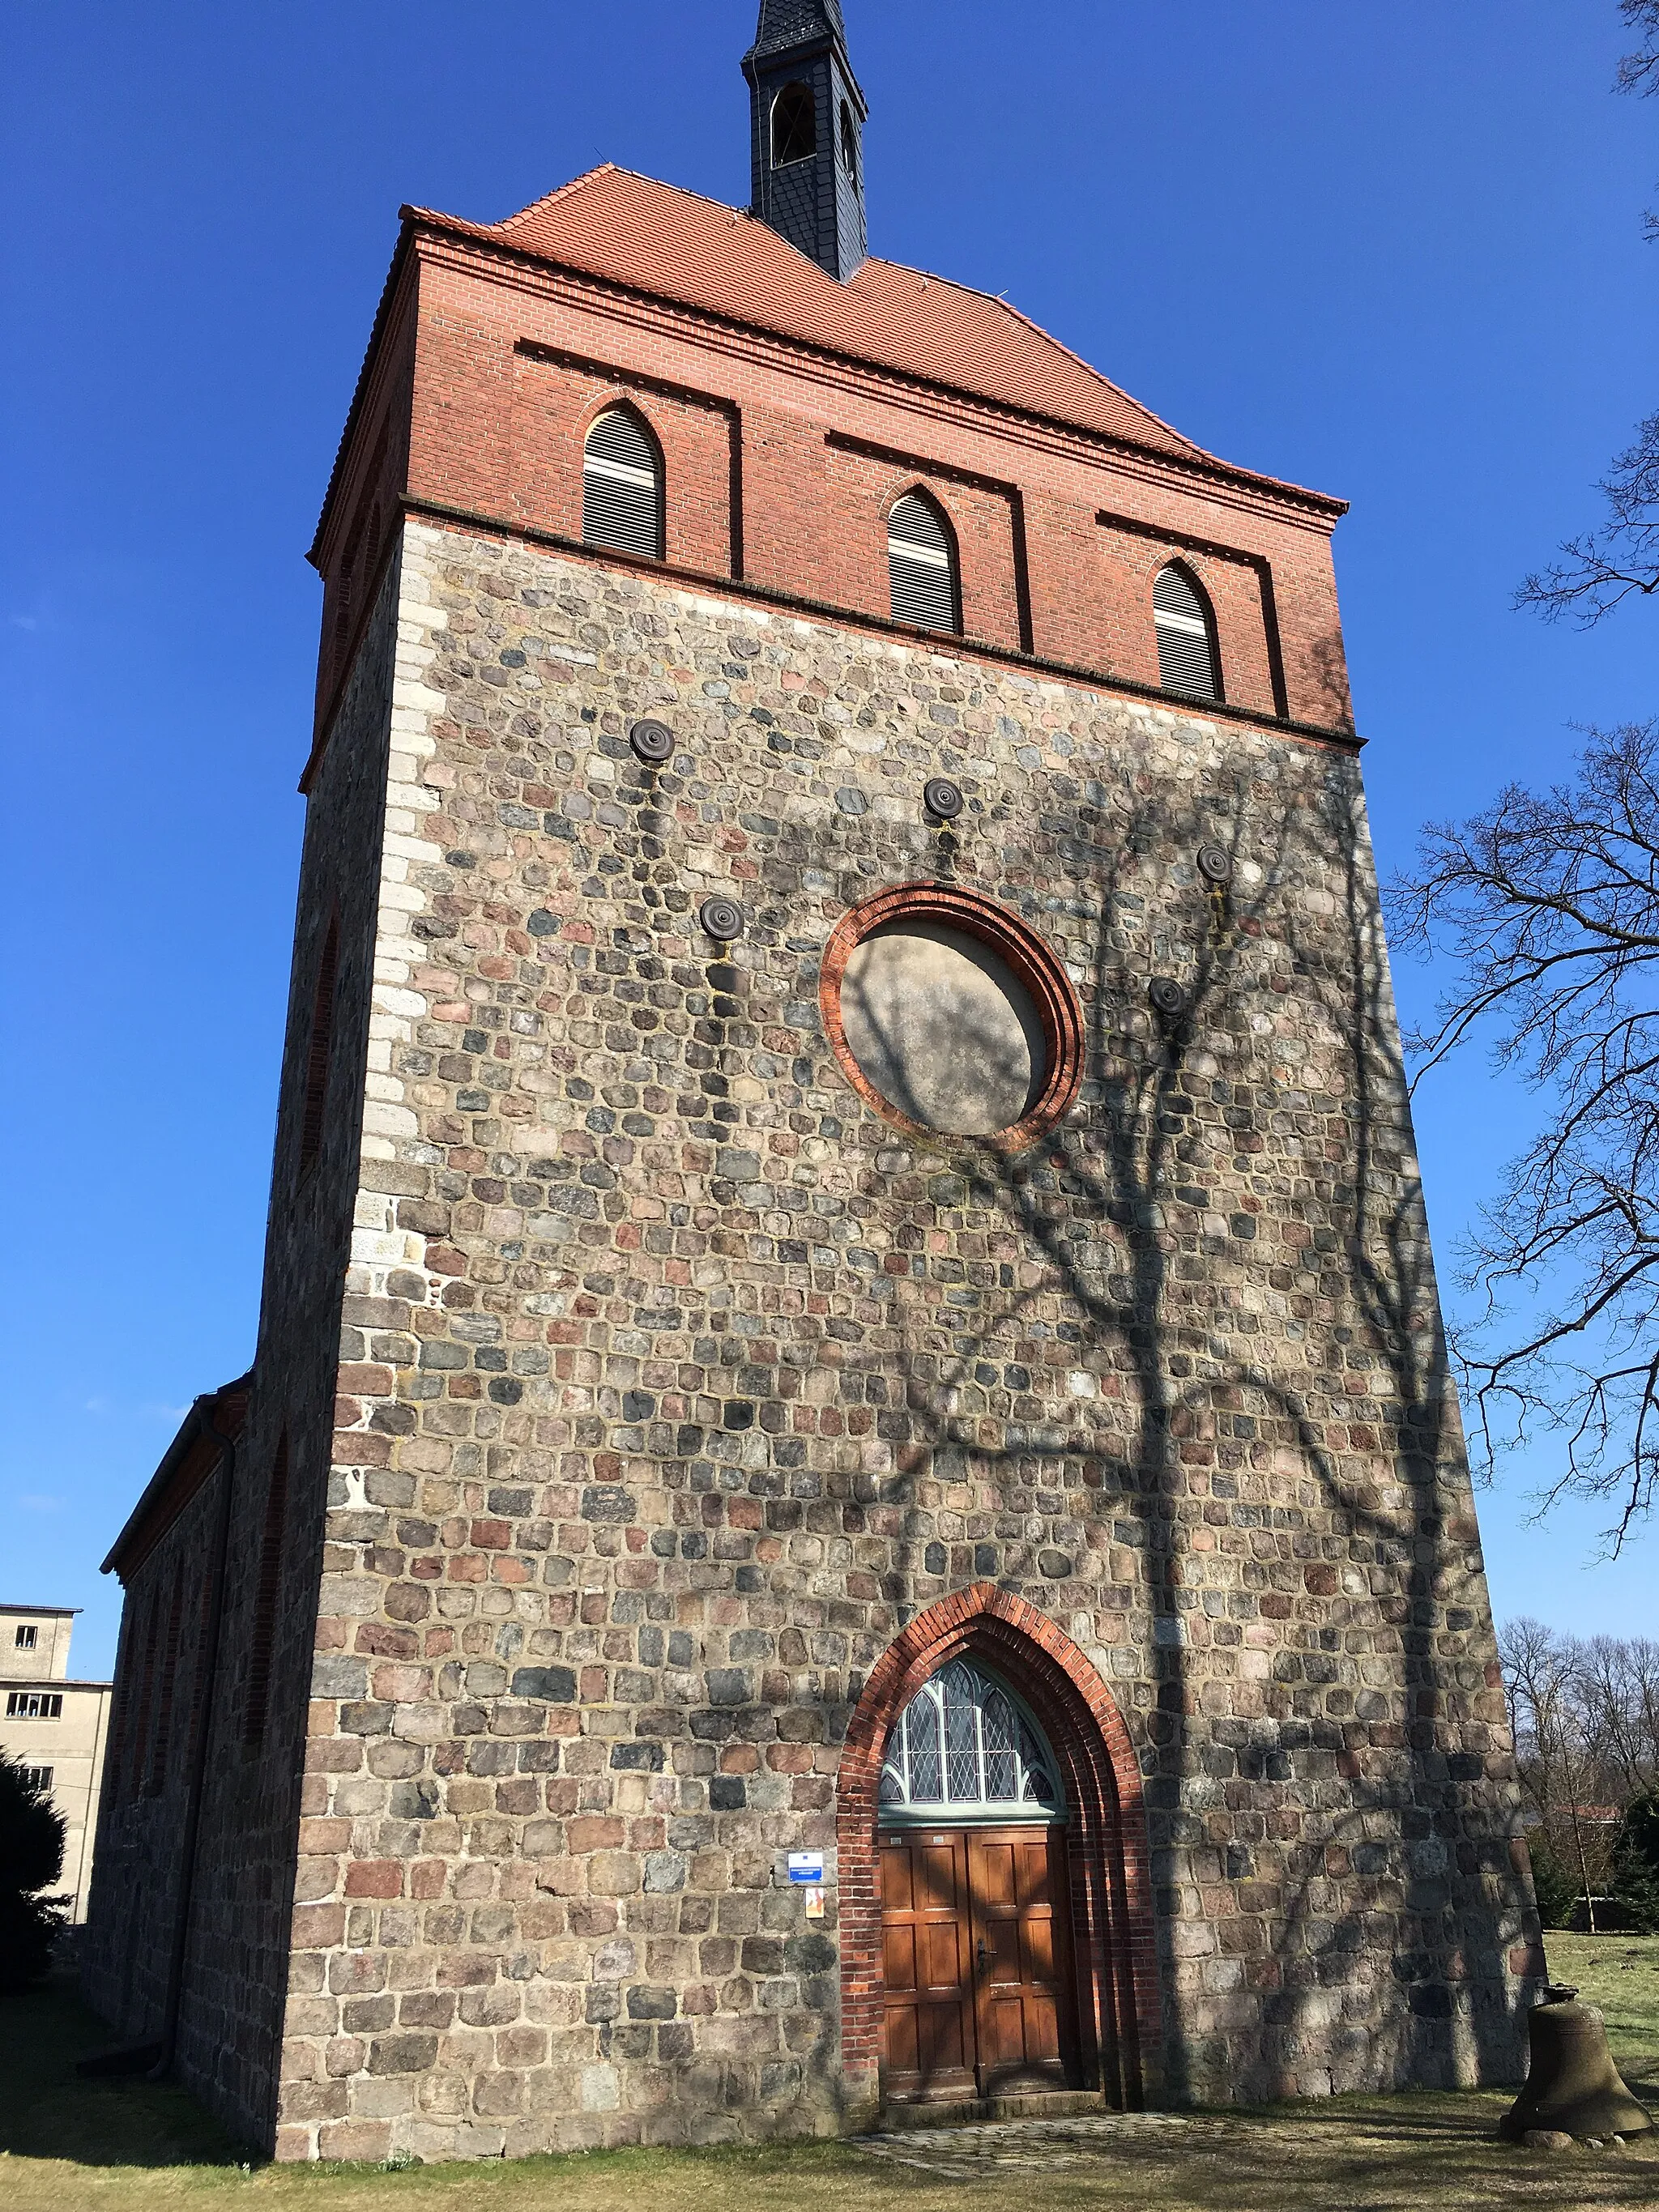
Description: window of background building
14,1624,36,1650
840,101,859,185
19,1767,53,1794
6,1691,63,1720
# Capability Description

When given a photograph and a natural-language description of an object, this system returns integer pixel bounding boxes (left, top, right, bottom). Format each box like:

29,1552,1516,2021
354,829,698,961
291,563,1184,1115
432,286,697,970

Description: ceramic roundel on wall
698,896,744,942
820,884,1083,1149
629,719,675,765
1196,844,1233,885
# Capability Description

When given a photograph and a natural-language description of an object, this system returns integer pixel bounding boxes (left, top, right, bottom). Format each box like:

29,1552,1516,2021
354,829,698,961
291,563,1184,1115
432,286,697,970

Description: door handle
975,1937,988,1976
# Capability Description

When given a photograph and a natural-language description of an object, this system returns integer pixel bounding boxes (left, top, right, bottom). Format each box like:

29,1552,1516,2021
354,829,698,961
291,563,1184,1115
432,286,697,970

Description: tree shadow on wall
790,757,1536,2103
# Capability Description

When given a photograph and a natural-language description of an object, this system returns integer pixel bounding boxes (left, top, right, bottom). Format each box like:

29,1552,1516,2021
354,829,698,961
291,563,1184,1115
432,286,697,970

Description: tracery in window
878,1660,1063,1821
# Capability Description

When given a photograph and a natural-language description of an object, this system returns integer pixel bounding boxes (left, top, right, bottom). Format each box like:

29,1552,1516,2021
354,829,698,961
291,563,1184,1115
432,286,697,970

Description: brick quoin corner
83,5,1542,2166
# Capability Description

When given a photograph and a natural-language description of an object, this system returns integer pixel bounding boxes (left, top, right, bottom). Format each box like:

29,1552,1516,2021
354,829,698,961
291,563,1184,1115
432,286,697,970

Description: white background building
1,1604,111,1922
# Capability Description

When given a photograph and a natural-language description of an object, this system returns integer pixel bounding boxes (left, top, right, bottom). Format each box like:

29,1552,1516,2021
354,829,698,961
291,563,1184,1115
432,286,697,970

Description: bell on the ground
1498,1984,1655,2142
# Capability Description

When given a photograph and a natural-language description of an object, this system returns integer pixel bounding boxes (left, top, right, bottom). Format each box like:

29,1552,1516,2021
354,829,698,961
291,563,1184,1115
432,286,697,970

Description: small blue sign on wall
787,1852,825,1884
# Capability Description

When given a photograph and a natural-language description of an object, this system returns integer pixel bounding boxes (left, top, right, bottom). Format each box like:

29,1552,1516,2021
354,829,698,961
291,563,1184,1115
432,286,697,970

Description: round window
821,884,1083,1149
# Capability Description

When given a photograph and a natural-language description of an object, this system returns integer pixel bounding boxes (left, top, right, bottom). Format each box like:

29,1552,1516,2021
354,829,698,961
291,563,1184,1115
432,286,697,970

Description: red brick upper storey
305,163,1354,779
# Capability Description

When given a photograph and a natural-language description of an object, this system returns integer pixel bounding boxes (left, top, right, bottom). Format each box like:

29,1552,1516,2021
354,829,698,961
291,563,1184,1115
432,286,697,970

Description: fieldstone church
84,1,1542,2163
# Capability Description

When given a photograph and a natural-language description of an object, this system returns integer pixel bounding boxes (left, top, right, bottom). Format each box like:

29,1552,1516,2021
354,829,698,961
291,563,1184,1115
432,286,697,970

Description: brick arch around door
836,1584,1162,2116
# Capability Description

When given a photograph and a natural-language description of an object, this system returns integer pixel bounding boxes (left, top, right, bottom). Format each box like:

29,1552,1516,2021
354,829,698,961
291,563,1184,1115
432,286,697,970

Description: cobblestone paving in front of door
853,2113,1247,2180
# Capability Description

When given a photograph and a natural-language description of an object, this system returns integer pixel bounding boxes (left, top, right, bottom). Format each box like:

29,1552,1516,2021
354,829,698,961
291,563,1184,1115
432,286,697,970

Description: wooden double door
879,1824,1077,2102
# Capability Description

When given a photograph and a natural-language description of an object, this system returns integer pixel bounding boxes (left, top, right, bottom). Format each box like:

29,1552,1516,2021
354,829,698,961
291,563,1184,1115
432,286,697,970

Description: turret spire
743,1,867,281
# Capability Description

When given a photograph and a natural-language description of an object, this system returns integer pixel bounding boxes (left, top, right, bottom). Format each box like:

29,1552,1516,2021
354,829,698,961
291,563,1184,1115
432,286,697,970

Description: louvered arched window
1154,563,1221,701
772,83,817,166
889,492,961,634
583,408,663,560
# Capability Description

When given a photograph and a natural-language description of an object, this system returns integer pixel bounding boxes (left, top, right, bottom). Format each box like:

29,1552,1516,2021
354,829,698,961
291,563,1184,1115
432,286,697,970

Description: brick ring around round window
820,883,1084,1151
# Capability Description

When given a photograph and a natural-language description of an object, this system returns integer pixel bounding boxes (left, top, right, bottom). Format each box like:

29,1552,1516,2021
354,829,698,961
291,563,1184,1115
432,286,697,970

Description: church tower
744,0,868,279
84,0,1540,2164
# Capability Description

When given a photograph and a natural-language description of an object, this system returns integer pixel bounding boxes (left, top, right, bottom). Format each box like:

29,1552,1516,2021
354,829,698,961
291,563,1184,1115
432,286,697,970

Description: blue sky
2,2,1654,1677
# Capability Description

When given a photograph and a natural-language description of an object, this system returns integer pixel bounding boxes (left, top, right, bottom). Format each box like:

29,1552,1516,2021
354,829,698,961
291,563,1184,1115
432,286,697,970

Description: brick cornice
309,236,418,573
400,216,1349,528
101,1379,251,1583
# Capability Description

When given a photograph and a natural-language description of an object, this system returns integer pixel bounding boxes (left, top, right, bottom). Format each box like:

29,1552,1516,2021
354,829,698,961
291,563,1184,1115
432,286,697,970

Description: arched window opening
185,1574,213,1758
840,100,859,185
126,1590,161,1802
331,521,361,689
298,916,339,1178
879,1659,1064,1822
771,81,817,167
147,1567,186,1796
1154,562,1222,701
582,407,663,561
243,1435,289,1750
889,491,961,634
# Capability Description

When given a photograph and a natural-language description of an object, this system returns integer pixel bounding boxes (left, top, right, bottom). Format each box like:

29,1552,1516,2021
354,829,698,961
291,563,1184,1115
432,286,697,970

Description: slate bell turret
744,0,868,279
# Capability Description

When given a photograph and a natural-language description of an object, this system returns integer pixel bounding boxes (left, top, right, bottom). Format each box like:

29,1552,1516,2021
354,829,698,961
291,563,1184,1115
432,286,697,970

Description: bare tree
1617,0,1659,100
1500,1616,1572,1827
1397,11,1659,1537
1578,1634,1659,1796
1392,724,1659,1538
1495,1617,1659,1923
1515,417,1659,625
1516,5,1659,620
1499,1617,1603,1926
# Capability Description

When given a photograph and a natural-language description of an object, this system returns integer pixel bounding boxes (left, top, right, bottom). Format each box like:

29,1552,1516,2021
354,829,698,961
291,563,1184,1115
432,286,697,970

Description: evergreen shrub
0,1753,67,1993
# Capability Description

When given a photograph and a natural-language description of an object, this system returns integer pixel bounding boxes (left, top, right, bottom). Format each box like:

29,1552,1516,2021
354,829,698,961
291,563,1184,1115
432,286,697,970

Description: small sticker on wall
804,1889,826,1920
787,1852,825,1884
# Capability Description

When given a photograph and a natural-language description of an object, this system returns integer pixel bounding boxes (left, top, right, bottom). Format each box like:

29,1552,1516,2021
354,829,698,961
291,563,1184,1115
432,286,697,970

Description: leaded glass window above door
878,1660,1064,1824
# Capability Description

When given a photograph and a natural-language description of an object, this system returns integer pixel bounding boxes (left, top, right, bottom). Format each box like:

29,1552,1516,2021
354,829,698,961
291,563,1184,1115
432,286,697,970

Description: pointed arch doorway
837,1586,1161,2118
877,1659,1077,2101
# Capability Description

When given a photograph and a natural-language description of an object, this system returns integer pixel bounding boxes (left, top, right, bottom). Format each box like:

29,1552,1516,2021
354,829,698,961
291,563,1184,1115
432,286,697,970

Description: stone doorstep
879,2088,1111,2131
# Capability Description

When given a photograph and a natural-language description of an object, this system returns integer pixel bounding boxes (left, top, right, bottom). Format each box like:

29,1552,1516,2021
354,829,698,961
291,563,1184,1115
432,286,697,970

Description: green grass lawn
1,1945,1655,2212
1545,1930,1659,2100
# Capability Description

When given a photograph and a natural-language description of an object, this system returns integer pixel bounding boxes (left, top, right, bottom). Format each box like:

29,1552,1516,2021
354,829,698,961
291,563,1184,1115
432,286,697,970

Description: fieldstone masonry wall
83,1468,224,2039
264,516,1539,2160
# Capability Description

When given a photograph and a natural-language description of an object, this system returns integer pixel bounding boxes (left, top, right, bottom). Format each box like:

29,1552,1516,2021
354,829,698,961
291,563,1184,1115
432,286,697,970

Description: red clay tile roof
407,165,1219,469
